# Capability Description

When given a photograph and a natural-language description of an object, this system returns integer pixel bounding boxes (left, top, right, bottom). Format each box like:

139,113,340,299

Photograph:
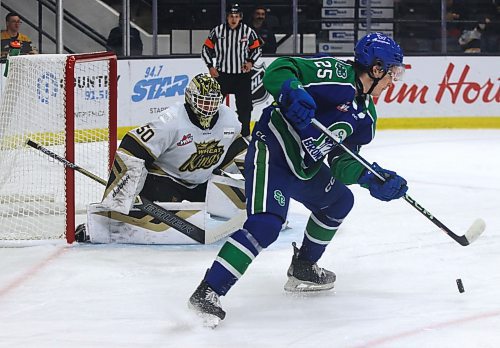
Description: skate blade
198,313,221,329
284,277,335,292
188,302,221,328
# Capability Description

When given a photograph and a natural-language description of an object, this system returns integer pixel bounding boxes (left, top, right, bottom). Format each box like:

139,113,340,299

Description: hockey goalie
83,73,248,244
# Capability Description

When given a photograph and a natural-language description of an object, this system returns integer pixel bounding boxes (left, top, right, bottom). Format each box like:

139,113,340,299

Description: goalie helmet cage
0,52,117,244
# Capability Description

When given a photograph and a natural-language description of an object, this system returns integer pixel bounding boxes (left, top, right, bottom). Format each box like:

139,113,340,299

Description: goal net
0,52,117,243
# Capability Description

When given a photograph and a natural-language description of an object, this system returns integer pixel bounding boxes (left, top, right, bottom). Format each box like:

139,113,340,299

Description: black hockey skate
284,242,336,292
74,223,89,243
188,277,225,328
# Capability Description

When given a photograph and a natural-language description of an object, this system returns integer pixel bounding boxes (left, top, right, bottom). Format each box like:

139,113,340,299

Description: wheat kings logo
179,140,225,172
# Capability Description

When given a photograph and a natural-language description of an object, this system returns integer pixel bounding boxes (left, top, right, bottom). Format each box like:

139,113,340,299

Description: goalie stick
311,119,486,246
27,139,244,244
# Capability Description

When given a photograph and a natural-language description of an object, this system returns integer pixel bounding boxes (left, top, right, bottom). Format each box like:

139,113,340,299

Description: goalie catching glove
358,162,408,202
101,151,148,214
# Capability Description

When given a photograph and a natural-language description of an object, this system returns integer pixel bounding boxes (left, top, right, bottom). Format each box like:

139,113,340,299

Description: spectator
446,0,466,52
481,3,500,53
458,23,483,53
458,1,500,55
201,3,262,138
106,13,143,56
1,12,37,58
249,6,277,54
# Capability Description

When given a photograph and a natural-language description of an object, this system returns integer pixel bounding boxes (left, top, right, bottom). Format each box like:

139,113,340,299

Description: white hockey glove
101,151,148,214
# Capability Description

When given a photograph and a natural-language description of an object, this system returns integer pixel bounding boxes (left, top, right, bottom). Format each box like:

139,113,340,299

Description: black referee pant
216,72,253,137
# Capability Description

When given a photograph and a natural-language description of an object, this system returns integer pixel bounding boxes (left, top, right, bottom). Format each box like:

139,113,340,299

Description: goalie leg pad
206,173,245,219
101,151,148,214
86,202,206,244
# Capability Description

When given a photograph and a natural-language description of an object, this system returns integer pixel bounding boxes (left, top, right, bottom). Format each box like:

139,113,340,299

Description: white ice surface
1,130,500,348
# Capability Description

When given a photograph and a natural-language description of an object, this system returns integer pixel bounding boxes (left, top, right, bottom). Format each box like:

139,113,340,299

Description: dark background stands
106,14,143,56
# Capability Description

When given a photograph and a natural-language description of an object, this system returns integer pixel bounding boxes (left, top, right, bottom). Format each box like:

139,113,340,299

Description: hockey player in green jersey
189,33,409,327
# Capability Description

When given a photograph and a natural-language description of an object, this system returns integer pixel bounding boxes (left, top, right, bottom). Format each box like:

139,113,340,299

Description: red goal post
0,52,117,244
65,52,118,243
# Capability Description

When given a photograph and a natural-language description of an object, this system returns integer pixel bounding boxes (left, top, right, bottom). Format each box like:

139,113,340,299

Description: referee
201,3,262,137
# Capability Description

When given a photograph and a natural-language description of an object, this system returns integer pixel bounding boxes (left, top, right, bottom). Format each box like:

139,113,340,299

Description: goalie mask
185,73,223,129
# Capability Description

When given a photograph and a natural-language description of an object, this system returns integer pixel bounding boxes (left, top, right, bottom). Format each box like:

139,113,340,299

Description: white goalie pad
207,173,290,232
206,173,246,220
87,202,206,244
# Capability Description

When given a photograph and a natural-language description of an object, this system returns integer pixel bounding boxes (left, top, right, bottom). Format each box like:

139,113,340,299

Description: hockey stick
27,139,242,244
311,119,485,246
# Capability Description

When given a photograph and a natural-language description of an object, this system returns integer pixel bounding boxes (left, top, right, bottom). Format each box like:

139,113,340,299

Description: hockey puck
456,279,465,293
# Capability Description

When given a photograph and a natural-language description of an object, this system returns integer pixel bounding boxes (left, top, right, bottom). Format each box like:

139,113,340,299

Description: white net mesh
0,54,115,241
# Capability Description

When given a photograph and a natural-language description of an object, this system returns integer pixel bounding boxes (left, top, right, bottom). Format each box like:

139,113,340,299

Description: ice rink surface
1,129,499,348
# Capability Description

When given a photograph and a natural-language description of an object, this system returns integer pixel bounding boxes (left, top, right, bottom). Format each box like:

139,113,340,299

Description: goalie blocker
86,172,246,244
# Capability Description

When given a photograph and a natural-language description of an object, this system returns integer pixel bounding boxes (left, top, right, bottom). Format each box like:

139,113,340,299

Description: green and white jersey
256,56,378,184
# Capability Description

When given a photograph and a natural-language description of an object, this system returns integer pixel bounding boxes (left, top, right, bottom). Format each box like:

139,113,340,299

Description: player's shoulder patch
332,59,354,82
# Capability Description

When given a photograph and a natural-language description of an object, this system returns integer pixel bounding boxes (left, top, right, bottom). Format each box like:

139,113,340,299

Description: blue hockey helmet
355,33,404,80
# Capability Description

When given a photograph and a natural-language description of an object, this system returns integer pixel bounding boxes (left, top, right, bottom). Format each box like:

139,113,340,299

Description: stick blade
464,218,486,244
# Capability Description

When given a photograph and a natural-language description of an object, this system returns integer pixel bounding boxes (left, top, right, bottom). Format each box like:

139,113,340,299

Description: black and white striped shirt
202,22,262,74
